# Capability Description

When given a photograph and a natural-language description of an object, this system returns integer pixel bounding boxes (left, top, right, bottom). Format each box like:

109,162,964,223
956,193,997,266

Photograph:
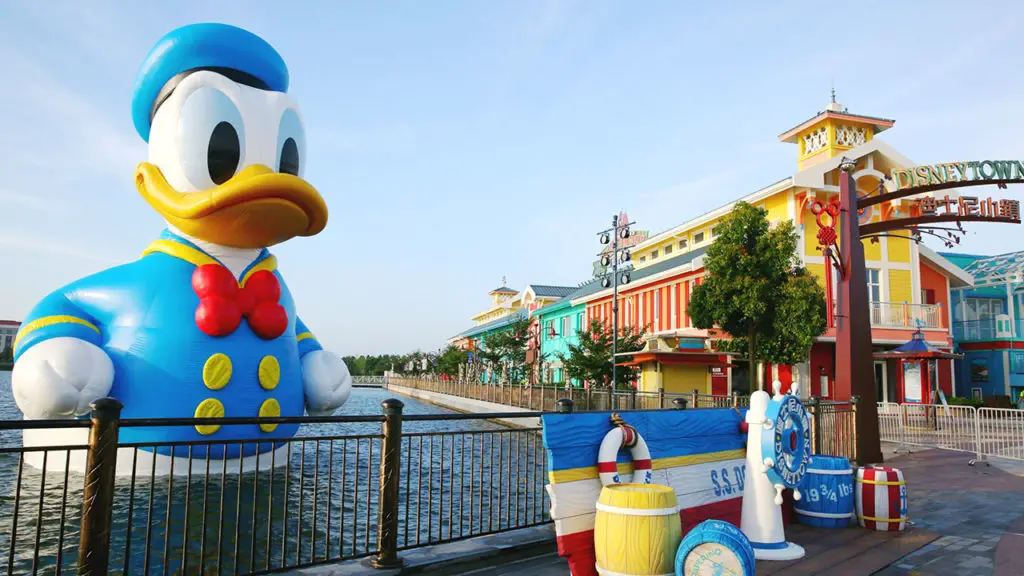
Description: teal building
532,295,587,385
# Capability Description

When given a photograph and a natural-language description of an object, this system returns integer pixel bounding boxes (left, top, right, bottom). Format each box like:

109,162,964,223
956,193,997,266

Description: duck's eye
177,87,245,189
277,108,305,177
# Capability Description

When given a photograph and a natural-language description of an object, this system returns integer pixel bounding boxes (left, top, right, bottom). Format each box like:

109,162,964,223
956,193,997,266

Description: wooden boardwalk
756,525,939,575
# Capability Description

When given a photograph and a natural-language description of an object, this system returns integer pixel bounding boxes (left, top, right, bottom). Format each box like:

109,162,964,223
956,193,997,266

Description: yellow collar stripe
14,315,101,352
547,448,745,484
142,241,278,287
240,256,278,287
142,240,218,267
297,332,315,342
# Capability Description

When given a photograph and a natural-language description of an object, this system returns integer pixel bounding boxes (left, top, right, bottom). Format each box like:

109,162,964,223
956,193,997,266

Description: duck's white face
135,71,327,248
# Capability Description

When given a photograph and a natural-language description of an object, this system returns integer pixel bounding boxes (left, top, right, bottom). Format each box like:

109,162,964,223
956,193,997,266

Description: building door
874,360,891,403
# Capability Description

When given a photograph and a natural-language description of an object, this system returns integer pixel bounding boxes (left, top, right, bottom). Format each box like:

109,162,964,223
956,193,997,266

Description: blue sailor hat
131,23,289,142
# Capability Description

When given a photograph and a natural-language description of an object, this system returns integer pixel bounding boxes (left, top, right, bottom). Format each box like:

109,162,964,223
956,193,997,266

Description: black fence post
373,398,404,569
806,396,821,455
78,397,122,576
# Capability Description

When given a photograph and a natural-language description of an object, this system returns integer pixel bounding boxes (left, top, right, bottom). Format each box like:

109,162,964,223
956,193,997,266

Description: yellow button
203,353,232,390
258,398,280,433
194,398,225,435
258,356,280,390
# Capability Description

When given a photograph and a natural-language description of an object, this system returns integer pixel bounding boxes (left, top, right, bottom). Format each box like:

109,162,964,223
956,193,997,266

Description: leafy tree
436,344,468,377
688,201,827,393
478,316,532,383
0,346,12,364
559,319,645,389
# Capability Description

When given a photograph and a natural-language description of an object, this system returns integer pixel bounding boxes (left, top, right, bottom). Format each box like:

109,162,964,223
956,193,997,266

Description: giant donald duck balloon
11,24,352,474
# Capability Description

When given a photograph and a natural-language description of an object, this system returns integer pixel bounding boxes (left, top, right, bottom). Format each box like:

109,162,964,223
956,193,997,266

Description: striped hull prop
542,409,748,576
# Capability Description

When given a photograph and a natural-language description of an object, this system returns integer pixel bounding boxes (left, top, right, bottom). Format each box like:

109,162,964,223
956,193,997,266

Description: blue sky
2,1,1023,356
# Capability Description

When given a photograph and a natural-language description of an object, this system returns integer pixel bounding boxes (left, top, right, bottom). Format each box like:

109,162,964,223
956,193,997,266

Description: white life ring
597,424,653,486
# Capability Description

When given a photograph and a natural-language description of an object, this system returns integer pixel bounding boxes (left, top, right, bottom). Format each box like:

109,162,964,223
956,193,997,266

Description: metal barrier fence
877,402,1024,464
0,399,549,575
351,376,389,387
387,376,750,412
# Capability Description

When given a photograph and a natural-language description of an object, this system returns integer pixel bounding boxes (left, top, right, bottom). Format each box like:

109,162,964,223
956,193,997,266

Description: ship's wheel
760,394,811,491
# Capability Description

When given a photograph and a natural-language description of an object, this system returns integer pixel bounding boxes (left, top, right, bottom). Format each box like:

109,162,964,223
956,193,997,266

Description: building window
711,226,719,237
866,269,881,303
651,250,659,260
665,244,673,255
966,298,1004,321
545,320,554,339
679,238,688,249
561,316,571,338
639,256,646,263
576,312,584,332
694,232,705,244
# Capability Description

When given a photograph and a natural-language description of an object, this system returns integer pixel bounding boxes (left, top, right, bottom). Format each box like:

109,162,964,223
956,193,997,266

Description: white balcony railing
868,301,943,329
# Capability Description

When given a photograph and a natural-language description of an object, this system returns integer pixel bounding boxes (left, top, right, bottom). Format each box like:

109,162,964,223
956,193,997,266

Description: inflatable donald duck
11,24,352,473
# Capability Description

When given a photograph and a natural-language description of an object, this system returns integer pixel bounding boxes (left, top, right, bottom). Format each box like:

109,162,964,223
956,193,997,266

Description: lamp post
597,214,634,389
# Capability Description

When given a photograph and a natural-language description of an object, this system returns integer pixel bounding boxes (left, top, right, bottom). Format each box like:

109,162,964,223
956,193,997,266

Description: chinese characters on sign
914,195,1020,221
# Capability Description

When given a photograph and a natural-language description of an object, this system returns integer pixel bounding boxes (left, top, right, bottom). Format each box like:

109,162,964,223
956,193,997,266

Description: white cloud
0,49,145,183
0,189,67,214
0,233,125,265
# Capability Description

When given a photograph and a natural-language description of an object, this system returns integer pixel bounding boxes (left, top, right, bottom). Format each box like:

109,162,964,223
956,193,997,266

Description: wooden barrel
595,484,681,576
855,466,907,532
794,455,855,528
674,519,755,576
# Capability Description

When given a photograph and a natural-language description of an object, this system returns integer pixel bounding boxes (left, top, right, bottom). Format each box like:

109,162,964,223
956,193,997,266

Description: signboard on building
903,361,923,403
592,211,648,278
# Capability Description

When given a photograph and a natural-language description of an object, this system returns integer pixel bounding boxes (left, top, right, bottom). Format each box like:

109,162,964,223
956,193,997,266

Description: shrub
946,396,984,409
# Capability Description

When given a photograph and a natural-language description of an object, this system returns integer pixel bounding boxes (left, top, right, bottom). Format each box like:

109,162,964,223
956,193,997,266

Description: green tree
478,316,532,383
688,201,827,393
559,319,645,389
437,344,469,377
0,346,12,364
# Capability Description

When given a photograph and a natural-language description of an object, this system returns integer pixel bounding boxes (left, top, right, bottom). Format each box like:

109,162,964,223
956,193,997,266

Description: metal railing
0,399,549,575
878,402,1024,464
866,302,944,329
351,375,389,387
387,376,750,412
953,318,1023,342
806,397,860,464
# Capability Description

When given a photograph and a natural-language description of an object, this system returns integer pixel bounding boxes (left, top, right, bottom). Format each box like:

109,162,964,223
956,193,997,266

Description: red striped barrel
855,466,907,531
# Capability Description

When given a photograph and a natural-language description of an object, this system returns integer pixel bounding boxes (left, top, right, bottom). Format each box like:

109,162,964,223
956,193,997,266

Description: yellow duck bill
134,163,328,248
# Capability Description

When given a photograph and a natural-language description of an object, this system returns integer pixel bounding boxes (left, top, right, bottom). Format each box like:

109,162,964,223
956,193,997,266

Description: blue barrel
675,519,755,576
795,455,855,528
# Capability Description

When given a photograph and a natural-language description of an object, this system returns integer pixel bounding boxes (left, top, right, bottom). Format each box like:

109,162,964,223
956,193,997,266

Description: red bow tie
192,264,288,339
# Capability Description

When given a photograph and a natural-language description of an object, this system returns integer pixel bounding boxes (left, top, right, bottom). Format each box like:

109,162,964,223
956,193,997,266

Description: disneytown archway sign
824,158,1021,464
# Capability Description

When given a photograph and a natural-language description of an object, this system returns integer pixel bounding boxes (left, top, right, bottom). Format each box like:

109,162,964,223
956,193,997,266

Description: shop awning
872,329,963,361
614,351,733,368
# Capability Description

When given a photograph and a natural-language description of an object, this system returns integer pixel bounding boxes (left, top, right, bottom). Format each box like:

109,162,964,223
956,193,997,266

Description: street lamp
596,213,634,389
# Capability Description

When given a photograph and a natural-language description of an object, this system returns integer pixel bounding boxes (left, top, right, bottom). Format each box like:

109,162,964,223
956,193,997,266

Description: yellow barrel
594,484,682,576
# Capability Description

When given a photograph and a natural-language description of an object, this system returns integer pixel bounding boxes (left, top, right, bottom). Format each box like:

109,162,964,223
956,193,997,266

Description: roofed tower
779,90,895,171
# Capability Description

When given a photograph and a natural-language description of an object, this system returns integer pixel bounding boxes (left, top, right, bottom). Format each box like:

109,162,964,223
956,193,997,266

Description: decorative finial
831,79,836,104
501,275,507,287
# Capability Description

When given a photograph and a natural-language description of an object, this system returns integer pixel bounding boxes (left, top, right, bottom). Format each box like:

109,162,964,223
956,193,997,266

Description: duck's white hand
301,350,352,416
11,337,114,419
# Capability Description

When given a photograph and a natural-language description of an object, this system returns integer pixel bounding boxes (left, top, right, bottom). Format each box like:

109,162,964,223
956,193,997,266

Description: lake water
0,371,548,574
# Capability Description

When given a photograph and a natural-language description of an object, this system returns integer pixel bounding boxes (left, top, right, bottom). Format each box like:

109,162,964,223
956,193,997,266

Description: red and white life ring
597,424,653,486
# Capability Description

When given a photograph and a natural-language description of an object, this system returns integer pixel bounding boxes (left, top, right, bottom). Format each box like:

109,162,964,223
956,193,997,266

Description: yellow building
576,95,972,399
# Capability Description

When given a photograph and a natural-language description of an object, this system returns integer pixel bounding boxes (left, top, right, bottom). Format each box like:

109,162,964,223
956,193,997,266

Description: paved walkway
449,444,1024,575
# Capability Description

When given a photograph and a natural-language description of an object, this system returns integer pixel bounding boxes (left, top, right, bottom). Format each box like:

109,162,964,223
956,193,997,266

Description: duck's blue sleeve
296,316,323,358
13,280,104,362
